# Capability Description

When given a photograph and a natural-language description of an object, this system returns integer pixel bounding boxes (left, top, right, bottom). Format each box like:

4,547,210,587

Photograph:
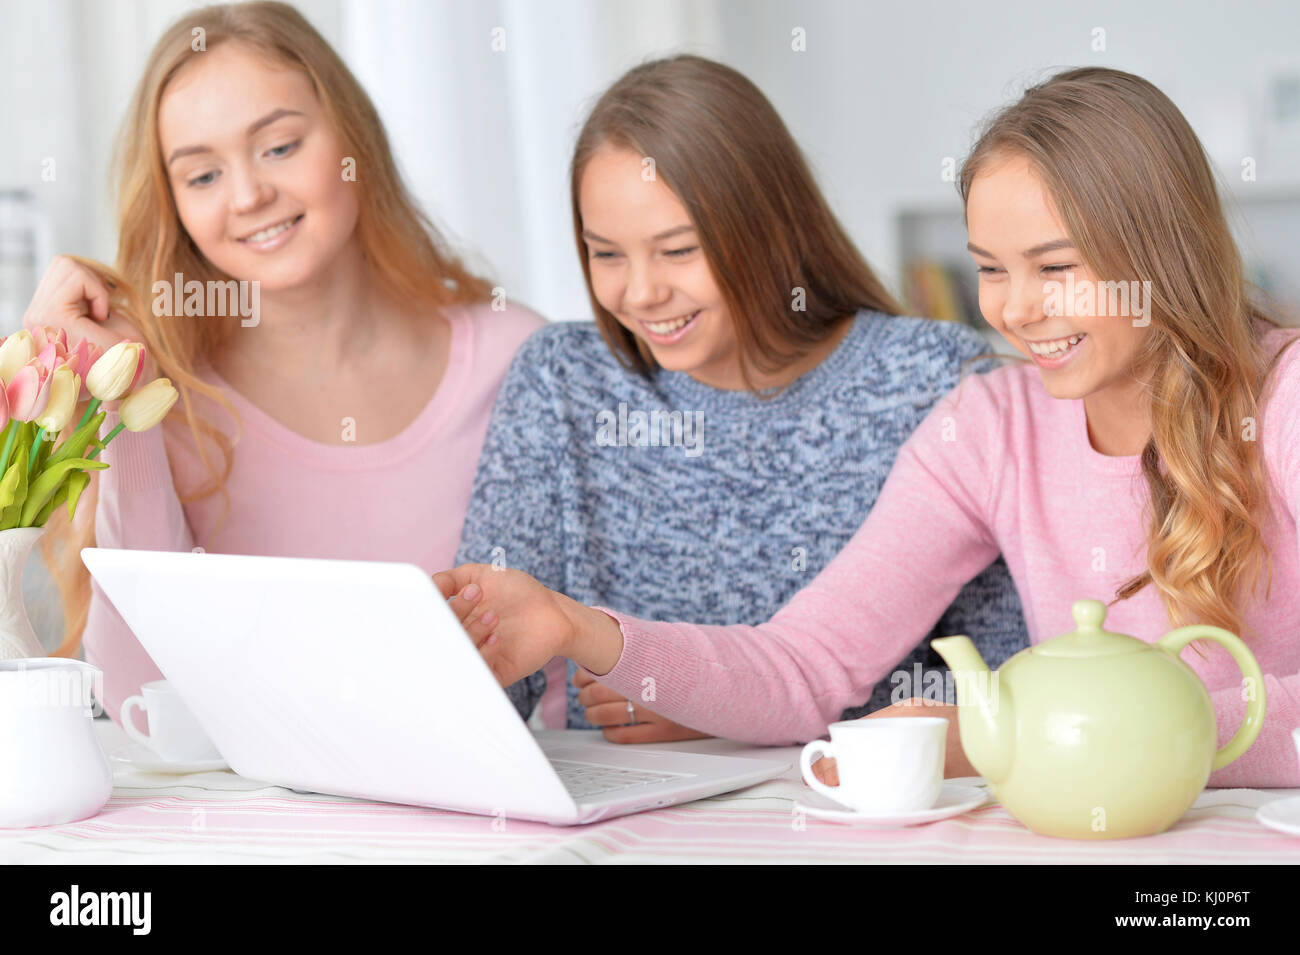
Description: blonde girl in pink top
437,67,1300,788
20,2,543,723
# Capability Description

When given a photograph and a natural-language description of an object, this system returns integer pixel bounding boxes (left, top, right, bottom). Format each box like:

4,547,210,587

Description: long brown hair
48,1,492,656
959,66,1298,637
569,54,901,392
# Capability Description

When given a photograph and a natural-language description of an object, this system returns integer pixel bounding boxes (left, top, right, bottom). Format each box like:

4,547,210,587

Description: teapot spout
930,635,1013,784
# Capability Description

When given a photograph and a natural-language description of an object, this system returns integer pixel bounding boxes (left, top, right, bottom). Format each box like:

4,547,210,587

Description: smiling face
579,145,745,387
159,42,359,292
965,152,1149,403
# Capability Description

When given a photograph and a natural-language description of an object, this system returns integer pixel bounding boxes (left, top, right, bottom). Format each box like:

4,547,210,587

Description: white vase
0,526,49,661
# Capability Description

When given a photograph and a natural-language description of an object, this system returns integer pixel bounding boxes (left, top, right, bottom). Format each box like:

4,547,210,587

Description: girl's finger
576,680,624,708
600,721,697,745
433,570,480,603
439,580,481,625
811,756,839,787
572,668,596,688
460,602,502,648
59,266,112,322
584,699,641,727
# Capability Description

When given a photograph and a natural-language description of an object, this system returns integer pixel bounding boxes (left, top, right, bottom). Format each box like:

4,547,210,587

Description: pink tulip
31,325,68,353
37,338,69,375
67,339,104,403
0,386,9,433
6,359,52,422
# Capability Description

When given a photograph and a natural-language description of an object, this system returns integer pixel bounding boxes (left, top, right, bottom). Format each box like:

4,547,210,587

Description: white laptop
80,547,789,825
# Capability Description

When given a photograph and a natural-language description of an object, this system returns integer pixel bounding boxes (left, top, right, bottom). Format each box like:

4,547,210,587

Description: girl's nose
1001,276,1047,328
229,164,274,215
623,260,668,310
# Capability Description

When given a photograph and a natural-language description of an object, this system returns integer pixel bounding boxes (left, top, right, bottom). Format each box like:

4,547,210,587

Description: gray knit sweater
454,311,1028,728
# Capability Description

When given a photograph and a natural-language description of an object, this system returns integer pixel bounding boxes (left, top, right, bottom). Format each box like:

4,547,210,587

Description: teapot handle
1156,625,1266,771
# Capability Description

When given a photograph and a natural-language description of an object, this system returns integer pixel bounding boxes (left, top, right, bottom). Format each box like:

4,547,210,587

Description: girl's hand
22,256,152,407
23,256,143,356
809,698,978,786
433,564,626,687
573,668,712,744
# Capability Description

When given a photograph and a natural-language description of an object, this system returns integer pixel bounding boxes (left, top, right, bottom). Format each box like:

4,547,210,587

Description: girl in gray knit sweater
454,55,1027,738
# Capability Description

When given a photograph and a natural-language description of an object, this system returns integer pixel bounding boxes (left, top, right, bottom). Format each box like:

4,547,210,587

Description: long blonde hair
959,66,1297,637
48,1,492,656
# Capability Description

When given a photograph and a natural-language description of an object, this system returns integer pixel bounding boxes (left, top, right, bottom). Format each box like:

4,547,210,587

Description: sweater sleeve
888,325,1029,709
1207,332,1300,787
453,328,566,720
83,410,197,729
840,322,1028,717
591,372,1006,744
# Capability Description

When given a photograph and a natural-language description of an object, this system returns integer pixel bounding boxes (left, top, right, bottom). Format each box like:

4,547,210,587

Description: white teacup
800,717,948,814
120,680,221,762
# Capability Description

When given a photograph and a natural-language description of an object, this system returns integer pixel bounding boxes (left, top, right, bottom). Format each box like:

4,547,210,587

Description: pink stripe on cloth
5,790,1296,864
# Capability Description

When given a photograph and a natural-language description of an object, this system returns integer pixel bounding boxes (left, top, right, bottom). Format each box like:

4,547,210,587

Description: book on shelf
904,258,994,334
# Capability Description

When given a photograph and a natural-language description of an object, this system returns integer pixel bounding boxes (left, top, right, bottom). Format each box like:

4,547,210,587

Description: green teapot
931,599,1266,839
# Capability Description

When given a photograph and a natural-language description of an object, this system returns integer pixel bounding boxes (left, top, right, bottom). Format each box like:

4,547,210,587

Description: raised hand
433,563,625,688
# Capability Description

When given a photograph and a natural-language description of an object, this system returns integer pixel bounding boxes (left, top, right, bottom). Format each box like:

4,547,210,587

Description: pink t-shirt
85,302,545,727
594,324,1300,787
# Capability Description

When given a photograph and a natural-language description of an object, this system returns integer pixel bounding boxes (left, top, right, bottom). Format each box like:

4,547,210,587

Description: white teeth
1028,334,1084,356
241,216,299,243
646,312,698,334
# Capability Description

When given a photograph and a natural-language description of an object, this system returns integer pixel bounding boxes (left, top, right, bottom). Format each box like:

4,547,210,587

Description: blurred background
1,0,1298,647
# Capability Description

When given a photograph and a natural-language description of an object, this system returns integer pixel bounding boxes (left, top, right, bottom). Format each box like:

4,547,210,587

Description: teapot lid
1032,599,1148,658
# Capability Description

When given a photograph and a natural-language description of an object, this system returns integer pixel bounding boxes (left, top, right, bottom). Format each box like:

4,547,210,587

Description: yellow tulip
0,330,35,383
118,378,178,432
86,341,145,401
35,364,81,433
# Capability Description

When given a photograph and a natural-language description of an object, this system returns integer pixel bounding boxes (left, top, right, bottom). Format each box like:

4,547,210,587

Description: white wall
718,0,1300,291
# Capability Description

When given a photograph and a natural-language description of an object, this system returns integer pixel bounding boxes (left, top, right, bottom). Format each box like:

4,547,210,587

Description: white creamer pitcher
0,658,112,828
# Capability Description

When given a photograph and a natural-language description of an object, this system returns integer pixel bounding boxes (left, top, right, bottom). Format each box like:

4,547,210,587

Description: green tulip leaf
44,412,107,470
0,458,22,510
34,434,53,472
10,421,32,470
0,454,30,531
32,478,70,528
63,469,91,523
21,458,108,527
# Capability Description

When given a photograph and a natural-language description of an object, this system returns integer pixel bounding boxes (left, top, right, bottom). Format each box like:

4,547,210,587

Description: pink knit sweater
594,324,1300,787
84,303,545,727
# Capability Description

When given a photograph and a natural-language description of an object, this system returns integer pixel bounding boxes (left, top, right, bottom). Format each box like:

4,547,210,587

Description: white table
2,719,1297,863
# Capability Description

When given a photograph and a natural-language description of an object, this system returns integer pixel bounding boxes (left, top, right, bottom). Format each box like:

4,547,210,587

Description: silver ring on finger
626,700,637,725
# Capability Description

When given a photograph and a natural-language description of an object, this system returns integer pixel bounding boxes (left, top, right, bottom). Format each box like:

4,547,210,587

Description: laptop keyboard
550,759,689,800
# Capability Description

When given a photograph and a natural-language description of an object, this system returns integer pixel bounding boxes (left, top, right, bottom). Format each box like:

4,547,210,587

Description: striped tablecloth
3,720,1298,864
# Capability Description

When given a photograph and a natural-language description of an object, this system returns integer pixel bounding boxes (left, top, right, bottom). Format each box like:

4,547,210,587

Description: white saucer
107,738,229,774
795,782,990,828
1256,795,1300,837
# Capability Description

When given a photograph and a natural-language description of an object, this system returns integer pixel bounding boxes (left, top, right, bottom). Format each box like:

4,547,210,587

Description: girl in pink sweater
22,3,543,725
438,67,1300,788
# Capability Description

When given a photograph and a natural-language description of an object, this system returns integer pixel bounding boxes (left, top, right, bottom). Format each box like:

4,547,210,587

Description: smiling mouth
237,214,304,243
1025,333,1086,357
640,310,701,336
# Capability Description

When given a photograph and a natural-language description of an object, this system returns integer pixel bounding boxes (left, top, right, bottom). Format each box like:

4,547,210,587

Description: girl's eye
590,250,619,260
664,246,698,258
1042,264,1075,273
266,141,300,159
186,171,218,188
976,265,1002,274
